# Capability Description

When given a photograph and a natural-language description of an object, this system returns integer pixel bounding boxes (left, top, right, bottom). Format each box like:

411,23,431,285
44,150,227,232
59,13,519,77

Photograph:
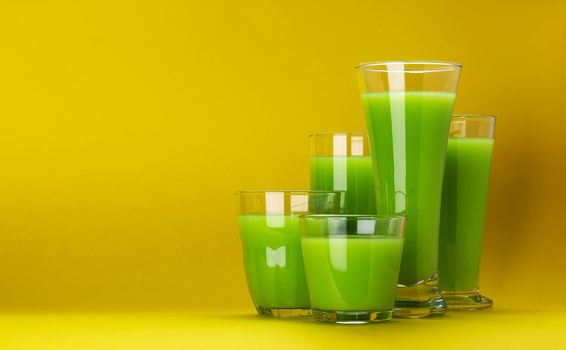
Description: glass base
312,309,392,324
441,291,493,311
255,306,311,317
394,276,447,318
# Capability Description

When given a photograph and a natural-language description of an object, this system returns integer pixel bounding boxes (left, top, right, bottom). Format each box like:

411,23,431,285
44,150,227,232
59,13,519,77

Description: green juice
311,156,376,214
362,91,456,285
302,237,403,311
439,138,494,291
238,214,309,309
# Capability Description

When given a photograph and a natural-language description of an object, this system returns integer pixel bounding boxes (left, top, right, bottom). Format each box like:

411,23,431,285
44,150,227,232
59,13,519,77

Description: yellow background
0,1,565,346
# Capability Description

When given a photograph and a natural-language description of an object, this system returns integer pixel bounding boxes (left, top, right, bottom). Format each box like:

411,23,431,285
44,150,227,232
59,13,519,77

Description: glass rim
299,214,407,221
355,60,462,72
452,114,496,120
236,190,345,195
309,131,368,137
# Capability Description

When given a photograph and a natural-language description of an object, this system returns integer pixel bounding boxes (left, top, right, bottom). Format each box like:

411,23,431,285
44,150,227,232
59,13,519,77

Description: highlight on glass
310,132,376,214
356,61,461,318
236,190,343,317
300,214,406,324
438,114,496,310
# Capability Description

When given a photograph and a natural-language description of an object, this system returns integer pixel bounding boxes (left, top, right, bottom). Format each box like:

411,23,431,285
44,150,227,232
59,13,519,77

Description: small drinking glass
310,132,376,214
438,115,496,310
300,214,406,323
237,190,343,317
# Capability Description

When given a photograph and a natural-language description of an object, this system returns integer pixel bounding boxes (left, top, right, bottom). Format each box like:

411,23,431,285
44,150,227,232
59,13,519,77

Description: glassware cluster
237,61,496,323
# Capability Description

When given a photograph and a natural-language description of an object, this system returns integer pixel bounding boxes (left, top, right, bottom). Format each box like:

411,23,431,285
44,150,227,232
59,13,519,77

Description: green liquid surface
238,214,309,309
302,237,403,311
311,156,376,214
439,138,494,291
362,91,456,285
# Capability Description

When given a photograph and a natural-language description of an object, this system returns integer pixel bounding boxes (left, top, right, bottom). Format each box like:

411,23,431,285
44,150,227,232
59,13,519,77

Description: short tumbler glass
237,191,343,317
300,214,406,323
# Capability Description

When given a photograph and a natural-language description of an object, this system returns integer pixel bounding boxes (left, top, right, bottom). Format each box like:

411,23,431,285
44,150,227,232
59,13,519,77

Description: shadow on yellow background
0,0,564,311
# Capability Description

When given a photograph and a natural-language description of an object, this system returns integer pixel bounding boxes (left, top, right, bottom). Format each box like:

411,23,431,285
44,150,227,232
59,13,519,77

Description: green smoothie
302,237,404,311
362,91,456,285
439,138,494,291
238,214,309,309
311,156,376,214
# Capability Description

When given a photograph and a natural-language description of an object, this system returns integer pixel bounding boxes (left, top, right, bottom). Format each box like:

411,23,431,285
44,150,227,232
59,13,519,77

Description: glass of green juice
439,114,496,310
310,132,376,214
237,190,343,317
300,214,406,324
356,61,461,318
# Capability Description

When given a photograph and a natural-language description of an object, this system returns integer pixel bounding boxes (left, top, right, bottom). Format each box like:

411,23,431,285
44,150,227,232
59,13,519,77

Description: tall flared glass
356,61,461,317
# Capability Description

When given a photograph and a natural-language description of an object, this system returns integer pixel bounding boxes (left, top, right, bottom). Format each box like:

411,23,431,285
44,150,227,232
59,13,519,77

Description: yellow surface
0,0,564,311
0,0,565,346
1,307,566,349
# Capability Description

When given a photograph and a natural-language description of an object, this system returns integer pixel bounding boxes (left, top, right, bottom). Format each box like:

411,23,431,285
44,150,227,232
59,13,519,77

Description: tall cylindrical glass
237,190,343,317
356,61,461,318
439,115,495,310
310,132,376,214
